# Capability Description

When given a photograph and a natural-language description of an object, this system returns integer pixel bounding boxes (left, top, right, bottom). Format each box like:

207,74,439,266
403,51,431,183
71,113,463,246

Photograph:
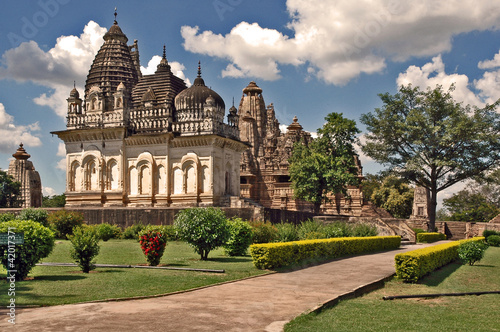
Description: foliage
486,235,500,247
457,240,488,265
174,207,230,260
42,194,66,207
0,170,22,208
395,237,484,282
352,223,378,237
416,232,446,243
289,112,361,213
138,225,168,266
96,223,122,241
297,219,325,240
250,236,401,269
370,175,414,218
48,210,85,239
162,224,180,241
275,222,299,242
442,189,500,223
0,213,15,223
224,218,254,256
0,220,55,280
122,222,146,240
16,208,49,227
483,229,499,238
323,222,352,238
361,84,500,231
249,220,278,244
68,225,101,273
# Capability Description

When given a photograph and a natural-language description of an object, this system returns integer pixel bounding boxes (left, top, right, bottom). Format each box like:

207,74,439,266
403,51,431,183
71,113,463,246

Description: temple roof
12,143,30,160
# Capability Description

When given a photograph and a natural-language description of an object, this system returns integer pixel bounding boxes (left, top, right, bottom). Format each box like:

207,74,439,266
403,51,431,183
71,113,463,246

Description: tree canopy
289,112,361,213
367,174,414,219
361,84,500,231
0,170,22,208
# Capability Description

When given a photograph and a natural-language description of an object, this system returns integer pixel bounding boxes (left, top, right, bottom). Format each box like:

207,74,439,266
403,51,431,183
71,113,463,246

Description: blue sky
0,0,499,207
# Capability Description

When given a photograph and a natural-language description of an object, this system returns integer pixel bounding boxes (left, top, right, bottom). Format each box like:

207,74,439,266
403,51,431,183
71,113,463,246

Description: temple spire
197,61,201,78
114,7,118,24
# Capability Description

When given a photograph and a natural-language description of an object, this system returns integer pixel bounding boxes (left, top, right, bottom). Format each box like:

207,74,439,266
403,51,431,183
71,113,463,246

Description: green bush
122,222,146,240
458,241,488,265
224,218,254,256
0,220,55,280
486,235,500,247
298,219,325,240
162,225,180,241
138,226,168,266
97,223,122,241
174,207,230,260
16,208,49,227
482,230,499,238
275,222,299,242
323,222,352,238
416,232,446,243
250,221,278,244
250,236,401,269
395,237,484,282
0,213,15,223
412,228,426,236
48,210,84,238
352,223,378,237
68,225,100,273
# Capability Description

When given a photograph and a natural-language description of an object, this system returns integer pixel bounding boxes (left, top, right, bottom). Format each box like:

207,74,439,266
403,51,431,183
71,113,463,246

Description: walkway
1,243,437,332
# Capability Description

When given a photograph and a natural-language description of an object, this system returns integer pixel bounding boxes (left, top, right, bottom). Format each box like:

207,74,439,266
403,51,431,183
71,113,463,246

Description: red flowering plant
138,226,168,266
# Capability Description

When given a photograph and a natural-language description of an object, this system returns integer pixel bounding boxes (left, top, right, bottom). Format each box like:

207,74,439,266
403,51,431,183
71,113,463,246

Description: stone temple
7,144,42,208
52,16,375,216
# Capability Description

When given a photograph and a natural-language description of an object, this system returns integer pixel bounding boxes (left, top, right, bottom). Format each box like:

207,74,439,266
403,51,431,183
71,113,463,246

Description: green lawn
0,239,268,306
286,246,500,332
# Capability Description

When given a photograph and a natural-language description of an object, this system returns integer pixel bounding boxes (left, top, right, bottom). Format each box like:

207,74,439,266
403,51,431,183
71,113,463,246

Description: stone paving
0,243,438,332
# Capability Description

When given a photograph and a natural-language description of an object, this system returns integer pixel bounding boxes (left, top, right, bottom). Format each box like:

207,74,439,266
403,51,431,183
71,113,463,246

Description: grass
0,239,268,306
285,246,500,332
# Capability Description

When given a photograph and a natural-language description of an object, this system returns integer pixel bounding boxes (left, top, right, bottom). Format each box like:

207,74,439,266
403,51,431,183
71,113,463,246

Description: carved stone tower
7,144,42,208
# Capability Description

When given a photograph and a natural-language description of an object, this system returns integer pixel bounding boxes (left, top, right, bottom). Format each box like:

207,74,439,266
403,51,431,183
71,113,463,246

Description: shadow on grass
419,261,462,287
34,275,86,281
207,257,252,263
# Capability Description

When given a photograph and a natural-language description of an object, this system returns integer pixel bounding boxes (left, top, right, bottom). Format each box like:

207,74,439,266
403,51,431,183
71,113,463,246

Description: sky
0,0,499,208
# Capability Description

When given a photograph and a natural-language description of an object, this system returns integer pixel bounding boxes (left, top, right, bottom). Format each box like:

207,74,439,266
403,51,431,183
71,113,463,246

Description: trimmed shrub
352,223,378,237
224,218,254,256
138,226,168,266
486,235,500,247
122,222,146,240
250,236,401,269
0,213,15,223
416,232,446,243
395,237,484,283
412,228,426,236
97,223,122,241
250,221,278,244
68,225,100,273
0,220,55,280
275,222,299,242
458,240,488,265
48,210,84,239
174,207,230,260
16,208,49,227
297,219,325,240
482,230,499,238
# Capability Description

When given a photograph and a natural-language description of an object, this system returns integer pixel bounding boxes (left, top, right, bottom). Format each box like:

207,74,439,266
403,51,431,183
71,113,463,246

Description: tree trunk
427,187,438,232
313,202,321,215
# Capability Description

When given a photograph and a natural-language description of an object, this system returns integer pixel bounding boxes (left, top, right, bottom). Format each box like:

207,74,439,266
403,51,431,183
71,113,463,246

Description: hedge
416,232,446,243
249,236,401,269
395,237,485,283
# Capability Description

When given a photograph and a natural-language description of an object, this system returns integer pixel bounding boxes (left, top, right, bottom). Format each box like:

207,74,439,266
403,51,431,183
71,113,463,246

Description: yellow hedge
249,236,401,269
395,237,485,283
416,232,446,243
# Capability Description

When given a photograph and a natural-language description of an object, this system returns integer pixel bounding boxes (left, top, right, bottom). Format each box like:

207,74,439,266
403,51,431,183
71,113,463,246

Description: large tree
361,84,500,231
289,112,361,214
0,170,22,208
369,175,414,219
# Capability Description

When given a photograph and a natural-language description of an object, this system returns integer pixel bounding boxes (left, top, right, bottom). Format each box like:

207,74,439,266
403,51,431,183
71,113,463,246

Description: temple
7,144,42,208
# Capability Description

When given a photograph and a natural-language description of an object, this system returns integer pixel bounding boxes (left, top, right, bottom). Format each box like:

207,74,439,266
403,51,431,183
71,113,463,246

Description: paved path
1,243,437,332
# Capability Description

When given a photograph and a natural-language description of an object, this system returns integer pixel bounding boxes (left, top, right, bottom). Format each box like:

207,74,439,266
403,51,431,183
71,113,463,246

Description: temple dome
84,18,139,103
69,87,79,98
174,63,225,121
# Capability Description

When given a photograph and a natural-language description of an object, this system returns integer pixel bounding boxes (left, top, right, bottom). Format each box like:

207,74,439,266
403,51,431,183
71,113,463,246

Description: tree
361,84,500,231
289,112,361,213
370,175,414,219
0,170,22,208
443,189,499,223
42,194,66,207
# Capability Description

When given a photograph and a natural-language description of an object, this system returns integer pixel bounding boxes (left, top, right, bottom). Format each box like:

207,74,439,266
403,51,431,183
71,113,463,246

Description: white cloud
478,50,500,69
140,55,191,86
0,21,106,117
181,0,500,85
397,54,500,107
43,187,57,196
0,103,41,153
